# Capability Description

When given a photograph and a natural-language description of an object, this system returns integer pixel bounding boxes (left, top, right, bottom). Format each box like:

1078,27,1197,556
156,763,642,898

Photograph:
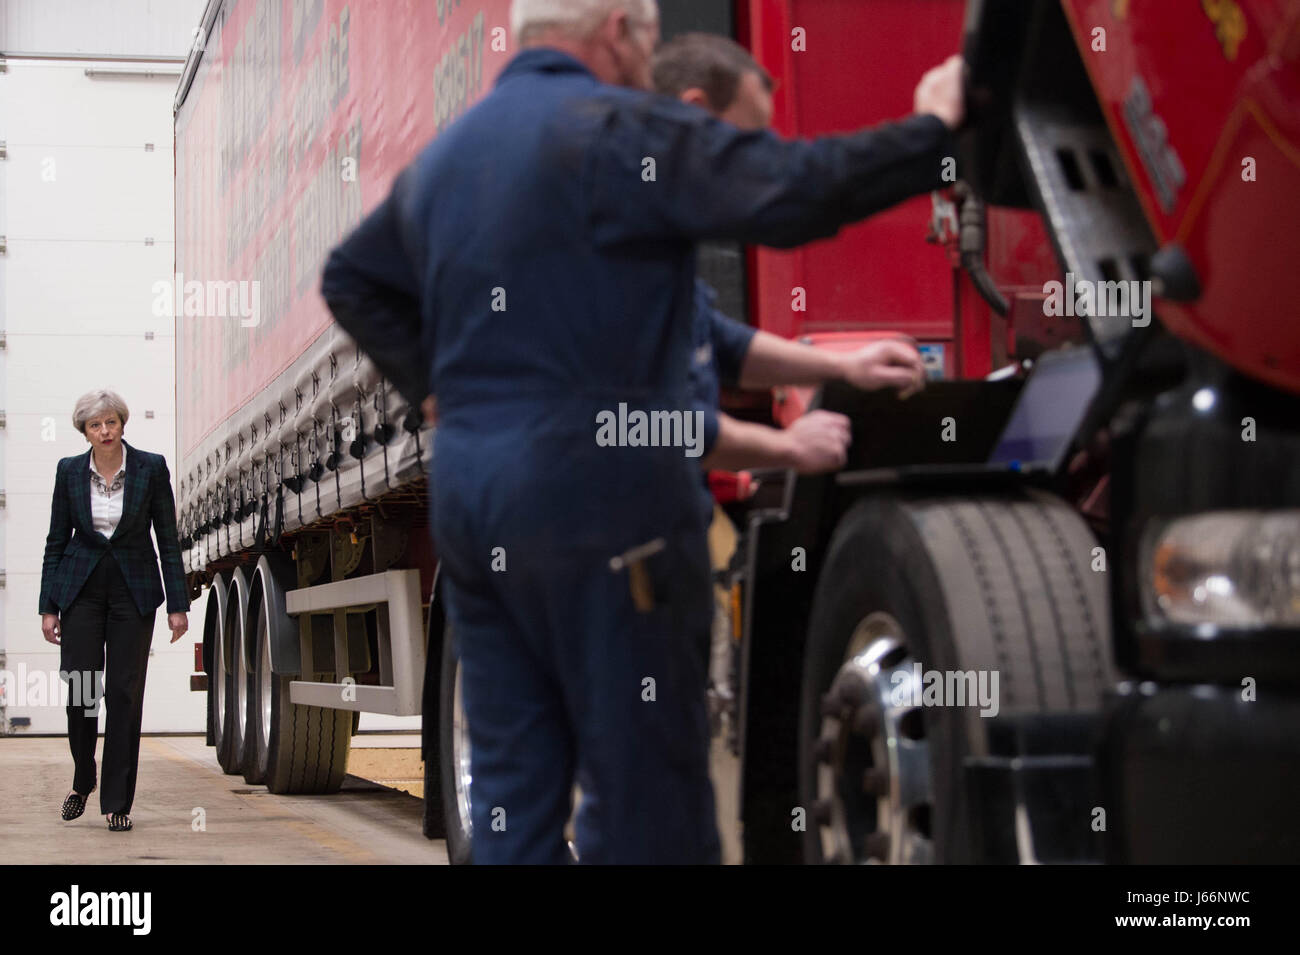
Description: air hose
957,182,1010,316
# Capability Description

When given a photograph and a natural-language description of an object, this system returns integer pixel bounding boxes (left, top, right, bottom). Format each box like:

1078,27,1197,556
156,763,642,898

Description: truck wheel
798,492,1111,864
216,569,250,775
439,621,474,865
205,572,228,750
248,562,352,794
257,636,352,792
421,592,448,840
242,590,274,786
206,639,218,747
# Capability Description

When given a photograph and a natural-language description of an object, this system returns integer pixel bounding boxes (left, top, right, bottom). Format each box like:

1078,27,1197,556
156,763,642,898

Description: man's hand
168,612,189,644
422,395,438,425
781,410,852,474
914,54,965,130
42,613,60,645
840,338,927,399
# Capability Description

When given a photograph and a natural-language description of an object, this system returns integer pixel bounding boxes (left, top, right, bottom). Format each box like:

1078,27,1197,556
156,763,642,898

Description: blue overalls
688,277,757,522
321,47,955,864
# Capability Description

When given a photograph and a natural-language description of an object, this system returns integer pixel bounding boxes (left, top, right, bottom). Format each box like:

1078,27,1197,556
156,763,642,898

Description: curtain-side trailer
173,0,515,833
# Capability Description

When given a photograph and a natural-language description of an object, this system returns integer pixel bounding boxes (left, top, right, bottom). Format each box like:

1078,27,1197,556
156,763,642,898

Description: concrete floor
0,735,447,864
0,734,742,864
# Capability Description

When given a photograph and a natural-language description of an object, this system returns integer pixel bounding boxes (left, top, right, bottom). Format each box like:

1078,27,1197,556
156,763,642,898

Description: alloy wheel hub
813,612,934,864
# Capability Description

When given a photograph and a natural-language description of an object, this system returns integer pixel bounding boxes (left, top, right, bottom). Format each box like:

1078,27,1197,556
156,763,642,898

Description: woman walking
39,390,190,831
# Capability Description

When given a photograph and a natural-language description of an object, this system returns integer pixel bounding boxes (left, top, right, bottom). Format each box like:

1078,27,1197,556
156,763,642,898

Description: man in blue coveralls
321,0,965,863
655,33,933,723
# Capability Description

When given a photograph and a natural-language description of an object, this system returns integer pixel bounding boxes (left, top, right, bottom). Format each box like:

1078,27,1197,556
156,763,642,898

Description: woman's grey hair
73,389,130,435
510,0,657,46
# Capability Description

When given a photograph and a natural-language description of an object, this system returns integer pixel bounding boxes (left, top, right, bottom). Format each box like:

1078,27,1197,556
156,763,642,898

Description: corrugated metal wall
0,0,209,58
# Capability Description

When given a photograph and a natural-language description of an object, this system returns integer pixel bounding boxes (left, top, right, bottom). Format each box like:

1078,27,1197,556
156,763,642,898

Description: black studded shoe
106,812,133,832
60,785,95,821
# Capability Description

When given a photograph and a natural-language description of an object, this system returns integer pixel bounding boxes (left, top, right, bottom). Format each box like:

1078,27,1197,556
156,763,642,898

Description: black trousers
60,550,156,815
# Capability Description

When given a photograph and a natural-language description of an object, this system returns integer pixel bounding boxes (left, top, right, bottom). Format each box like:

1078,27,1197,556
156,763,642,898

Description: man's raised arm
585,55,964,249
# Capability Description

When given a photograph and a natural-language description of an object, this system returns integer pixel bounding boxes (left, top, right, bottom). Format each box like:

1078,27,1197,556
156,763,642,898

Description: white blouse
88,443,128,538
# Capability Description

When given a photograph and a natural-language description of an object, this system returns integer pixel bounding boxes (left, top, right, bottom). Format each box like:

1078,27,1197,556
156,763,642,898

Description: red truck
175,0,1300,864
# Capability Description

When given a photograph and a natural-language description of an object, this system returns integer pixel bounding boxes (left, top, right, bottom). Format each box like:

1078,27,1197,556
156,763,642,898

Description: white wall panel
1,52,203,734
1,0,209,59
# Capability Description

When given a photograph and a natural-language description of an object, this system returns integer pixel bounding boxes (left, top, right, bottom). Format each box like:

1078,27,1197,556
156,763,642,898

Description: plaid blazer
39,438,191,617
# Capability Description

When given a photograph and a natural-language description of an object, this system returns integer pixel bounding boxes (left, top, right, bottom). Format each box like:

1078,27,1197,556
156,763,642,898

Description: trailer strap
254,492,269,553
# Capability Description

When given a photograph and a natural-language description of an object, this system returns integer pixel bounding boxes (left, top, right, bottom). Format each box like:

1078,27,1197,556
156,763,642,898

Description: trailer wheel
206,638,218,747
249,558,352,794
242,592,273,786
204,572,228,750
438,621,474,865
216,569,250,775
798,492,1111,864
257,639,352,792
421,588,448,840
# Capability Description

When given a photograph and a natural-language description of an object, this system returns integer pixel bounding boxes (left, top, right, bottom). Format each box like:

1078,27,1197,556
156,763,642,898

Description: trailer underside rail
285,569,426,715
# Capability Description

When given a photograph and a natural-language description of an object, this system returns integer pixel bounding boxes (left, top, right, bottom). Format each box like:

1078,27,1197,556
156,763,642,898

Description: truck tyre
439,621,474,865
422,740,445,840
206,637,217,747
242,588,274,786
798,491,1111,864
256,605,353,794
216,570,250,775
249,561,352,795
421,592,448,840
204,572,228,749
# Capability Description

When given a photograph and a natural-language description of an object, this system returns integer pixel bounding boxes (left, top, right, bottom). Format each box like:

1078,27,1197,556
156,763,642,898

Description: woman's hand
42,613,61,645
168,612,189,643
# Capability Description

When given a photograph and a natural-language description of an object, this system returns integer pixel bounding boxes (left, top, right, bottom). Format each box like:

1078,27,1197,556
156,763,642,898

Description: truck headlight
1142,511,1300,628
